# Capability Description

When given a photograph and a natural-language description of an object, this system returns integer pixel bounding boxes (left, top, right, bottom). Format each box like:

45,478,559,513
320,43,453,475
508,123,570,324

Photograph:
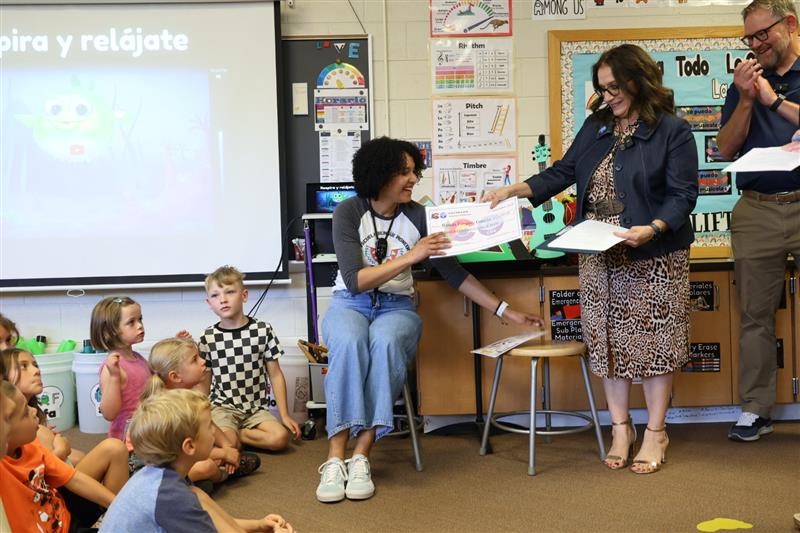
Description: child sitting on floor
92,296,152,441
0,383,115,533
141,337,261,489
1,348,129,492
100,388,294,533
197,266,300,452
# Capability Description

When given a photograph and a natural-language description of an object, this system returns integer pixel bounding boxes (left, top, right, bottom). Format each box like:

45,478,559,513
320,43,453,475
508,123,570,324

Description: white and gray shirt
331,196,468,296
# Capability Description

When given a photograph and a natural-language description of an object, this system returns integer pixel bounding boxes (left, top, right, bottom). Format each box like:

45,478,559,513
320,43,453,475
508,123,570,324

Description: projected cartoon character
15,77,129,163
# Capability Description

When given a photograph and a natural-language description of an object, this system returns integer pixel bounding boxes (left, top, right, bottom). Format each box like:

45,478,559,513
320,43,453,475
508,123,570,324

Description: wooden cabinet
672,271,734,406
416,280,476,415
477,278,540,414
416,265,799,416
416,276,542,415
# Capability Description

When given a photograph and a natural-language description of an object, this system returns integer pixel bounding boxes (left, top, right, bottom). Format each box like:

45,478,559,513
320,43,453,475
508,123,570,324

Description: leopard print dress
578,122,690,379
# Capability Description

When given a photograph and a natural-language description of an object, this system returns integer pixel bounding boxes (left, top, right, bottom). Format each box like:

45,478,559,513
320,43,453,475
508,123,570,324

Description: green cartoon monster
16,77,129,163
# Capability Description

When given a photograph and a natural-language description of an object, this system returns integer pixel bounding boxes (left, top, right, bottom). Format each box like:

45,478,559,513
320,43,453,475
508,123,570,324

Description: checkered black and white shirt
198,318,283,414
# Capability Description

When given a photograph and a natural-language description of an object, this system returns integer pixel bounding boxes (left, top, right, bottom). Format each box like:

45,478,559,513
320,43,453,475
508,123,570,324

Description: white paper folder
536,220,627,254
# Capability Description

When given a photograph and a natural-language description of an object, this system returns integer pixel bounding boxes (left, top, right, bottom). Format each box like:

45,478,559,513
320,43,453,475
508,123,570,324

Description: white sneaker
344,454,375,500
316,458,347,503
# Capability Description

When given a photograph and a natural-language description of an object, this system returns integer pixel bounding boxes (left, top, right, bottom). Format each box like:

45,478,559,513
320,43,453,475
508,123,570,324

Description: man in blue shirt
718,0,800,443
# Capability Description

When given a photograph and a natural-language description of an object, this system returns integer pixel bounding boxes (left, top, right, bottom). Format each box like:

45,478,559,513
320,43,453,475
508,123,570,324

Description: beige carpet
65,421,800,533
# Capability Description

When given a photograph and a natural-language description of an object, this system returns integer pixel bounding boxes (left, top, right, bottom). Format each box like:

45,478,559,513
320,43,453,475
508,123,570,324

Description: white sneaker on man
316,458,347,503
344,454,375,500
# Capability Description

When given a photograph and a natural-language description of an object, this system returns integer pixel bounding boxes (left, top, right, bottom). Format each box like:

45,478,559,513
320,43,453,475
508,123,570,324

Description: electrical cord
247,214,304,318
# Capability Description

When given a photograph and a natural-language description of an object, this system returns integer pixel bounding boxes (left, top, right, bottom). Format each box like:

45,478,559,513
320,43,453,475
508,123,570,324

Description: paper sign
471,331,545,357
426,198,521,256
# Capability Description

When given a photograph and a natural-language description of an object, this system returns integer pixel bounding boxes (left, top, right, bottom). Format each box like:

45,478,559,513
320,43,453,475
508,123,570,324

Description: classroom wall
1,0,745,359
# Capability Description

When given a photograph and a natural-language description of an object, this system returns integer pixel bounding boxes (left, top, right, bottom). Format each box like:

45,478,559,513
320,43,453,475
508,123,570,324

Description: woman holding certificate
485,44,698,474
315,137,543,503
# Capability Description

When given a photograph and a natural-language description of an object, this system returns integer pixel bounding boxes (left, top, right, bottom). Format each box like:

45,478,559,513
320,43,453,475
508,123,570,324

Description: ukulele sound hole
543,213,555,224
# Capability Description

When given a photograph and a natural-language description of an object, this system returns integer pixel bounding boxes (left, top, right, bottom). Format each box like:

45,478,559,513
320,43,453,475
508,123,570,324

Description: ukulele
528,134,565,259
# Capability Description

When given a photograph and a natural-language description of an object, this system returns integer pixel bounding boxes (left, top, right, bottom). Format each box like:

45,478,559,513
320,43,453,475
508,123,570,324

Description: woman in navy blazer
486,44,698,474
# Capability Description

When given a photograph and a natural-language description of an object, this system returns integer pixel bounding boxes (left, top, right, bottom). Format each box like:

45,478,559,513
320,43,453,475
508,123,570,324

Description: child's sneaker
316,458,347,503
344,454,375,500
230,451,261,479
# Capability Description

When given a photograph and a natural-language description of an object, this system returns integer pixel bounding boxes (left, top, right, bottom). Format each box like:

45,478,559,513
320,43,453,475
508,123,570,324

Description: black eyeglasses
740,17,785,46
595,83,621,98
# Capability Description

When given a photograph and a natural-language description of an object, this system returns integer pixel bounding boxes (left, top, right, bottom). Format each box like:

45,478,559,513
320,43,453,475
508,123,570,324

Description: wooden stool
479,340,605,476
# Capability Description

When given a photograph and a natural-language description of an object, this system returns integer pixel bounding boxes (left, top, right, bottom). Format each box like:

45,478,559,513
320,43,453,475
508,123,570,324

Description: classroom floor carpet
65,421,800,533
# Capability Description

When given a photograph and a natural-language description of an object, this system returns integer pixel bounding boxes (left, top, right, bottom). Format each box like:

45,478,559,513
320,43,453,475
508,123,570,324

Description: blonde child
142,337,261,487
0,348,129,493
198,266,300,452
0,384,115,533
92,296,152,440
0,313,19,350
100,389,294,533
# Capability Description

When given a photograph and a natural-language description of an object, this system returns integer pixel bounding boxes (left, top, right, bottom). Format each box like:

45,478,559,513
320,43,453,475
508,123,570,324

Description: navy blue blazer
526,112,699,260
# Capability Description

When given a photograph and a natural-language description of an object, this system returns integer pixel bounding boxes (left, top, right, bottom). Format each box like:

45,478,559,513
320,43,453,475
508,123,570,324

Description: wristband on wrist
495,301,509,318
648,222,662,240
770,94,786,112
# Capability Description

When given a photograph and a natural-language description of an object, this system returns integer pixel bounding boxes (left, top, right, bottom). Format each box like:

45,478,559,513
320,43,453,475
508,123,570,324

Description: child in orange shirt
0,385,115,533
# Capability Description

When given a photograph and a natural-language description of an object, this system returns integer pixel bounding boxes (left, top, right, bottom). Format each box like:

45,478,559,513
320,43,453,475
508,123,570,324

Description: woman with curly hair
315,137,543,503
486,44,698,475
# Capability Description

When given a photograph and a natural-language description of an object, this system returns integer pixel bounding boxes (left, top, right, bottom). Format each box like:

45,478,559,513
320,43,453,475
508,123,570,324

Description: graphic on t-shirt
27,464,67,531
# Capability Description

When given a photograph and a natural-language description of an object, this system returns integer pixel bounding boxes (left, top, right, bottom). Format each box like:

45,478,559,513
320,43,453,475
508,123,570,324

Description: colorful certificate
425,198,521,256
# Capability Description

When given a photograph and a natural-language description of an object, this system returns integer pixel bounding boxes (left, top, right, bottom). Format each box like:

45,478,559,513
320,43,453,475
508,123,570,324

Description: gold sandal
603,416,637,470
630,426,668,475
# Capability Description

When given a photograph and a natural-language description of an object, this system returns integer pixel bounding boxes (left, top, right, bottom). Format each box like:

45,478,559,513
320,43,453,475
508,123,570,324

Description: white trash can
72,352,111,434
34,352,76,432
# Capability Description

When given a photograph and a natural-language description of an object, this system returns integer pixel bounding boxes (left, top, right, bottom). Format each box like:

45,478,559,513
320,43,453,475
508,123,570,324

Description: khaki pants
731,194,800,418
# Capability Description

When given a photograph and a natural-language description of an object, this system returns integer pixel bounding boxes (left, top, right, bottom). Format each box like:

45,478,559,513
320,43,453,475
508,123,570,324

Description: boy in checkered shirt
197,266,301,452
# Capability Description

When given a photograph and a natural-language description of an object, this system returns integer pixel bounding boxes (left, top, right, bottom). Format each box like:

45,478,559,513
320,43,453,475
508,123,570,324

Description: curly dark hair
590,44,675,127
351,137,425,200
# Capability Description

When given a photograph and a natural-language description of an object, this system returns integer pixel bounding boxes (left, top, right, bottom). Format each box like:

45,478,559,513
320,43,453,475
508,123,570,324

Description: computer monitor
306,182,358,214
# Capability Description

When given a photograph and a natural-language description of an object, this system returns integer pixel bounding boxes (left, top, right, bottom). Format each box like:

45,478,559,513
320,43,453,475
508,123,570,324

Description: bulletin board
281,35,373,226
547,27,746,258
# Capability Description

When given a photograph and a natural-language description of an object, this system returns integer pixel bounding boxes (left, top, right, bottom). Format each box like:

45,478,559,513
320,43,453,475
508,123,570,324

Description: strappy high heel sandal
630,426,669,475
603,416,637,470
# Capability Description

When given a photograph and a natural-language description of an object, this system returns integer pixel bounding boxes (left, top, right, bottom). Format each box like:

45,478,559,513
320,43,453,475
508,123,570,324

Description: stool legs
578,354,606,459
480,354,504,456
542,358,552,444
529,357,539,476
402,381,424,472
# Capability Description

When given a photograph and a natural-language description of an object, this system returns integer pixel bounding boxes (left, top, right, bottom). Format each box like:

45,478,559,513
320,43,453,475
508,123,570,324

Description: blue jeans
321,290,422,441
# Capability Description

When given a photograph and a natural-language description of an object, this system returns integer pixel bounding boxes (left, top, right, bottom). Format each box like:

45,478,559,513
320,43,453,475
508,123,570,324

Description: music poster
433,97,517,155
432,155,517,205
431,38,513,94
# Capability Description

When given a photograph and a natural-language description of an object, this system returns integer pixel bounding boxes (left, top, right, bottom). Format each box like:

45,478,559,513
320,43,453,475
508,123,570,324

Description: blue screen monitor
307,182,358,213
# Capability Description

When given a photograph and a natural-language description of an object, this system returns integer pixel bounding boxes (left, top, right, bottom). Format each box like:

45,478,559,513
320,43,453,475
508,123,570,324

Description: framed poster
546,27,746,258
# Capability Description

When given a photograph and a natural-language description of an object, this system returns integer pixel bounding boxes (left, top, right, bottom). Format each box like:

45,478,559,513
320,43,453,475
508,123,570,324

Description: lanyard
368,200,398,307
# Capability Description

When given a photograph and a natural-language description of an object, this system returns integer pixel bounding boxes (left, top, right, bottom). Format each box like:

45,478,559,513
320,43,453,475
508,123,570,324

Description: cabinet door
416,280,475,415
538,275,642,410
478,277,541,414
730,269,797,405
672,271,733,406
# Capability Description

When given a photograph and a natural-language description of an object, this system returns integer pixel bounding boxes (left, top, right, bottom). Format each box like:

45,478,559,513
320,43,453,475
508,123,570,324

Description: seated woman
315,137,543,503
